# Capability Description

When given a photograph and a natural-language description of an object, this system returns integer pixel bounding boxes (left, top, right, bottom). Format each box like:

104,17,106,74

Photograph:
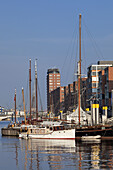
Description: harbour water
0,121,113,170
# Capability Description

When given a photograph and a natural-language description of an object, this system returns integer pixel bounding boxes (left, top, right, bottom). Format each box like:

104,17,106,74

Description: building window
49,86,53,88
92,72,96,76
102,94,105,99
109,92,111,98
92,77,99,81
92,83,96,87
92,88,97,93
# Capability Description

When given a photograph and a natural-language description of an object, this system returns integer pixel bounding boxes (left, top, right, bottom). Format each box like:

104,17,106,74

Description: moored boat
19,123,75,140
75,124,113,139
0,115,11,121
81,135,101,141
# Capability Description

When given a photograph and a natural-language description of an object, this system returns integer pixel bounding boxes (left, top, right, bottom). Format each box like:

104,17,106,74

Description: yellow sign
73,109,75,112
60,111,62,113
92,104,99,108
103,106,107,110
86,108,89,111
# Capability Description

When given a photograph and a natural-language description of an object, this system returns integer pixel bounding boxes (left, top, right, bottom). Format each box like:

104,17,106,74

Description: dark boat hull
75,125,113,139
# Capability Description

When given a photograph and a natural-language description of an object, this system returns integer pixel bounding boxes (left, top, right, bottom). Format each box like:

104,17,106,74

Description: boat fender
12,124,14,127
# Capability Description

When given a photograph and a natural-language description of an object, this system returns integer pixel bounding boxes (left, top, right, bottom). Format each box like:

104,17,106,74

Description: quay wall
1,128,20,136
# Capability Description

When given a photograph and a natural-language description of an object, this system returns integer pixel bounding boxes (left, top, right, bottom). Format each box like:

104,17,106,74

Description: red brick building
51,86,64,115
47,68,61,113
47,69,87,115
63,78,87,113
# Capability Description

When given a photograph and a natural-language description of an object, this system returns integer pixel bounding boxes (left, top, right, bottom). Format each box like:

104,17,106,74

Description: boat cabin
28,125,65,135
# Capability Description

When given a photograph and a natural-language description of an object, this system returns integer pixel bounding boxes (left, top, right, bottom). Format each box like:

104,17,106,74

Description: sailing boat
19,59,76,139
1,60,40,136
75,14,113,140
26,59,41,124
31,60,39,120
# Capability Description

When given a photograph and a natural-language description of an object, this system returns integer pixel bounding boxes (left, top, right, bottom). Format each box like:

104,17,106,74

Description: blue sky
0,0,113,111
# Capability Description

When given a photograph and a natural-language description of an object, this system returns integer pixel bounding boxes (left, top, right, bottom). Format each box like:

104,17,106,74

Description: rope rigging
61,19,79,85
82,18,105,61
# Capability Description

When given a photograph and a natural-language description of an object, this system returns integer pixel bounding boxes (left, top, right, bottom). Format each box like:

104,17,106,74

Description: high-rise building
86,61,113,108
47,68,61,113
98,66,113,116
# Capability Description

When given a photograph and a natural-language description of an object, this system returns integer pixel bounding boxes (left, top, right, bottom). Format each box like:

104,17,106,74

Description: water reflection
18,138,113,170
91,144,100,169
1,120,113,169
76,140,113,170
10,138,113,169
19,139,76,170
1,133,113,169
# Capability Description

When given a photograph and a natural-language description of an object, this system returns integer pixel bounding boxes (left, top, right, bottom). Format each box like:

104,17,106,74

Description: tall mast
14,89,16,124
78,14,81,125
79,14,81,76
35,59,38,120
29,59,32,122
22,87,26,125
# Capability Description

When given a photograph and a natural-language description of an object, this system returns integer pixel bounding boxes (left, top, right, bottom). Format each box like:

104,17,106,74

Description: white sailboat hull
0,116,10,121
19,129,75,140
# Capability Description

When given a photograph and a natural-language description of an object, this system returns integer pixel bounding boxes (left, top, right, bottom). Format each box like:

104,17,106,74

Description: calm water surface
0,121,113,170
